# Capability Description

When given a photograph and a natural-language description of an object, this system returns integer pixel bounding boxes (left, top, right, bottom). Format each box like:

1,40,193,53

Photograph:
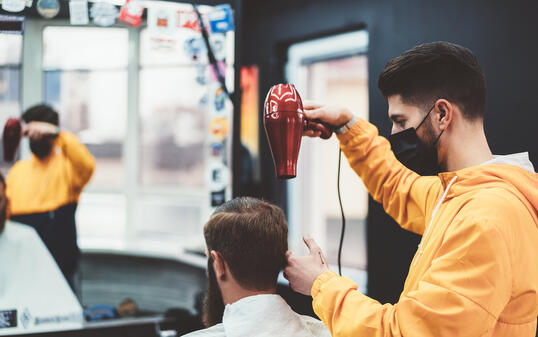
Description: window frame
22,19,213,249
285,30,369,290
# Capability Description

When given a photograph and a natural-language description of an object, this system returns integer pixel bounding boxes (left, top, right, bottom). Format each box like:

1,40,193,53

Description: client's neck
222,285,277,305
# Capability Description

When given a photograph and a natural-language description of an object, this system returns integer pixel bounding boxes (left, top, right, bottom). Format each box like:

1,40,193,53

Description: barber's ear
435,99,453,131
210,250,226,280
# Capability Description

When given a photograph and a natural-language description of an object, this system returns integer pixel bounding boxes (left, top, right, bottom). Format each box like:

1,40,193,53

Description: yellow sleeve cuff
311,270,339,298
335,117,370,145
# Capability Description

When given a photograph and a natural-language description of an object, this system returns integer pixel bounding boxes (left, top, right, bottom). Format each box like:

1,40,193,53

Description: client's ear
210,250,227,281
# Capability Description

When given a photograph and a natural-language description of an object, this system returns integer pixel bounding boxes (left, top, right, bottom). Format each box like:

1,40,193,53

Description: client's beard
202,258,225,327
0,198,6,235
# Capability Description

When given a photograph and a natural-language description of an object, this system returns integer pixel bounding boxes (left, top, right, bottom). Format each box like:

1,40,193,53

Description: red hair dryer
263,84,333,179
2,118,22,162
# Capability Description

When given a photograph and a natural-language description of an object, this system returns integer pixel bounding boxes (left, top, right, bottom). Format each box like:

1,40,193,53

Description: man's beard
0,197,6,235
202,258,225,327
420,116,446,172
30,139,53,159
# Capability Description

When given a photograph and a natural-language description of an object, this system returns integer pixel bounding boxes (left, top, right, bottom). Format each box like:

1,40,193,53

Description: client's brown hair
204,197,288,290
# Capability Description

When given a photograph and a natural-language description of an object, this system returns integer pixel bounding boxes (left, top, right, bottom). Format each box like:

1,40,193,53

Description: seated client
185,197,330,337
0,173,83,334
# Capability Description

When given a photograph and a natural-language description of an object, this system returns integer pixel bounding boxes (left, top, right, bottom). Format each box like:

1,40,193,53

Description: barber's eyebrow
389,114,405,122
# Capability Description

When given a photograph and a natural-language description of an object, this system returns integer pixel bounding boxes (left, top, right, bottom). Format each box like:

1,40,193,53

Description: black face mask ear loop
432,128,444,148
432,105,447,148
415,103,436,132
416,102,445,149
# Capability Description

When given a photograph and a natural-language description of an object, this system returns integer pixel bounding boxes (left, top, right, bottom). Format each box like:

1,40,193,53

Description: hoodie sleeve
56,131,95,199
337,118,442,235
311,215,512,337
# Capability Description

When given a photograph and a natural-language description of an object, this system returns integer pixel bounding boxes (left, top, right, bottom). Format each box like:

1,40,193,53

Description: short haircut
204,197,288,290
22,104,59,126
378,41,486,120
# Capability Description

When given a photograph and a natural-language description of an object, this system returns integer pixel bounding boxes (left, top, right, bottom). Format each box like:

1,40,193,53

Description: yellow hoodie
6,131,95,215
312,118,538,337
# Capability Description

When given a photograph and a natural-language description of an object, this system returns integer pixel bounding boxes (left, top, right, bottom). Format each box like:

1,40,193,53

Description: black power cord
336,148,346,276
192,5,232,102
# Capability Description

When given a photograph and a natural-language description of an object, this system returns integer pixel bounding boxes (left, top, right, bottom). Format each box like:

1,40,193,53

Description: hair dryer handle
303,119,334,139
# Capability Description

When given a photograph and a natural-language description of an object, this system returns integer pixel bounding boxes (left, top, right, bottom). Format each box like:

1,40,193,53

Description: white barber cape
184,294,330,337
0,222,83,335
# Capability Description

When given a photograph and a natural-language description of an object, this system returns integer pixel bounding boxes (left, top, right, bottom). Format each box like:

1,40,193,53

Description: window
34,15,235,250
139,28,208,187
139,28,234,188
287,31,369,290
41,26,129,244
43,27,128,188
0,33,22,175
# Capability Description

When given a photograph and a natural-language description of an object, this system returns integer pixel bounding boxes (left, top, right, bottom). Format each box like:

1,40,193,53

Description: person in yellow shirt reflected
284,42,538,337
6,104,95,290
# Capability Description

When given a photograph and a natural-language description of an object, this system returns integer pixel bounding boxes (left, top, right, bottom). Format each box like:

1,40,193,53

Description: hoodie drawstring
414,175,458,266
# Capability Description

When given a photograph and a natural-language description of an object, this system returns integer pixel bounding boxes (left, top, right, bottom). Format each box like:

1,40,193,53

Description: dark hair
378,41,486,120
204,197,288,290
22,104,59,126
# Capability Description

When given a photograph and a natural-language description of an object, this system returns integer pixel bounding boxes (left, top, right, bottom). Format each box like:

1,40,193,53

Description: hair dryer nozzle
263,84,304,179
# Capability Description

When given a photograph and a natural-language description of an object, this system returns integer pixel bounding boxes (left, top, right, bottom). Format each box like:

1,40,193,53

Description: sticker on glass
211,189,226,207
69,0,89,25
206,161,230,192
208,4,234,33
209,117,229,141
148,6,176,35
90,2,118,27
118,0,144,27
37,0,60,18
177,9,200,31
184,37,205,61
2,0,26,12
210,142,223,157
210,34,226,61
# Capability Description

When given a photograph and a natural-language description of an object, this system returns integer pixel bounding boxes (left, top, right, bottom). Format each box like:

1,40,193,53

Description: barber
284,42,538,337
6,104,95,290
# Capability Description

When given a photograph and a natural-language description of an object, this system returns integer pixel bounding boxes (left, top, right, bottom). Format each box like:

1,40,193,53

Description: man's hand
303,101,353,138
284,236,329,295
24,121,59,141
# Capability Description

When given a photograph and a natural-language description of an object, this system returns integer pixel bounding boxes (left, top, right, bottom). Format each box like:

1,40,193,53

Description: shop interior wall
240,0,538,304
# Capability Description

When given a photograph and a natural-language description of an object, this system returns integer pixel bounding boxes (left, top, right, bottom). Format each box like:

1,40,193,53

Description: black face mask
388,105,444,176
30,138,54,160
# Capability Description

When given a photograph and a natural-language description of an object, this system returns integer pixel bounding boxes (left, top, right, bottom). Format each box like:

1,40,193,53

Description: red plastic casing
263,84,304,179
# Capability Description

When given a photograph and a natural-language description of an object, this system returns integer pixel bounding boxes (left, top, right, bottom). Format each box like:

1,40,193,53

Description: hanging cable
192,4,232,102
336,148,346,276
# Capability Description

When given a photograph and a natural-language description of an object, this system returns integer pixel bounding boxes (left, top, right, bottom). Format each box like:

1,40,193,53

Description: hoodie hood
438,152,538,226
